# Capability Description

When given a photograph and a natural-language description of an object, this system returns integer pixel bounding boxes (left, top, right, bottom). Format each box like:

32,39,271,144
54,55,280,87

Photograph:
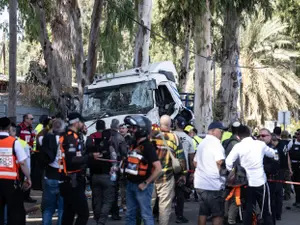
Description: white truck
82,61,194,135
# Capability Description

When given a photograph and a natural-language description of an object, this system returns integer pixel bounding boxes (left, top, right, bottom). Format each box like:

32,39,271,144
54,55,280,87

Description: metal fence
0,104,50,127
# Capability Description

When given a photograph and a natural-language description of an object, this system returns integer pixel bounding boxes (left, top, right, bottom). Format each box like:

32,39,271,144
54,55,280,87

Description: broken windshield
82,81,155,119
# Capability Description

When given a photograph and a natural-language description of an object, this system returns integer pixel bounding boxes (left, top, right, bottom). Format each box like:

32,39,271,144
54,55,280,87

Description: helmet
124,115,152,138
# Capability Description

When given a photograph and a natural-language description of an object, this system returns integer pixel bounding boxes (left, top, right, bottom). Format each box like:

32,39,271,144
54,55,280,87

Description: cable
106,0,269,70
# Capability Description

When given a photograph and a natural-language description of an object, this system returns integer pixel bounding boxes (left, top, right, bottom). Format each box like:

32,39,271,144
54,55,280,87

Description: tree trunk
133,0,152,68
69,0,86,100
35,0,73,116
216,5,240,126
86,0,104,83
193,0,213,134
179,13,192,92
8,0,17,122
2,32,6,74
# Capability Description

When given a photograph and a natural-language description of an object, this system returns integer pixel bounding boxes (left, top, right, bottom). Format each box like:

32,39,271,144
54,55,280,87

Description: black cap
0,117,11,129
68,112,85,124
208,121,226,131
175,116,187,129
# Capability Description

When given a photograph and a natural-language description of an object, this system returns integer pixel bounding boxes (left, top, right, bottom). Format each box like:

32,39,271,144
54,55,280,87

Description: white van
82,61,193,135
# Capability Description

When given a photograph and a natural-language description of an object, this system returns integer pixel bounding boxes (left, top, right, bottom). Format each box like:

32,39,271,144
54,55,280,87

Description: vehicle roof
87,61,178,89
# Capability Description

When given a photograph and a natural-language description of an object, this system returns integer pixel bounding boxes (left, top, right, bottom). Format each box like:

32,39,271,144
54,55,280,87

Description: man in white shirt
226,125,275,225
194,121,226,225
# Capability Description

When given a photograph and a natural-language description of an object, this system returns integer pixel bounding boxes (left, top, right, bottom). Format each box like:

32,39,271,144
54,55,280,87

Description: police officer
59,112,89,225
259,129,280,224
288,128,300,208
0,117,32,225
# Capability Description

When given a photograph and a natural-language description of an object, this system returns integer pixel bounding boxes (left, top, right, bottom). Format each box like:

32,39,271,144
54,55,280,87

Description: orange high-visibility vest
58,131,81,175
0,136,18,180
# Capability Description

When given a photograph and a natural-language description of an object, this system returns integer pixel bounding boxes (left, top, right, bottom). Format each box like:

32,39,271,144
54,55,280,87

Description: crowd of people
0,111,299,225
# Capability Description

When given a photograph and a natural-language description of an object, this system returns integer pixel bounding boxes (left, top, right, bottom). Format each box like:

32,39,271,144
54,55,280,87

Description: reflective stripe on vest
0,136,18,180
58,131,81,175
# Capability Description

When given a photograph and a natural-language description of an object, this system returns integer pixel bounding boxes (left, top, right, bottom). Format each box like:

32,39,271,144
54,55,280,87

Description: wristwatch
143,181,148,185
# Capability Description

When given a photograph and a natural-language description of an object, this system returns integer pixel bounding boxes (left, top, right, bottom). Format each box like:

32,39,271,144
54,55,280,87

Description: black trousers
111,174,120,217
269,181,283,225
243,184,273,225
60,180,89,225
292,163,300,203
175,186,185,217
0,180,26,225
91,174,115,225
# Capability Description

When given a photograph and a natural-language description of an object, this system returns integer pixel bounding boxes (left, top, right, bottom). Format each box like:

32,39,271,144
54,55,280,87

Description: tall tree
133,0,153,67
86,0,104,83
240,13,300,125
8,0,17,122
193,0,213,133
216,0,272,125
33,0,73,116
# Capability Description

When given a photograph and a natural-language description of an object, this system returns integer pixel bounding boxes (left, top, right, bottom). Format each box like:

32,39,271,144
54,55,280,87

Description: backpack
223,137,239,157
39,133,59,168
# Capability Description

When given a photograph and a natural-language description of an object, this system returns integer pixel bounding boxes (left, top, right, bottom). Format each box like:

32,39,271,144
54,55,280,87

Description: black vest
290,140,300,162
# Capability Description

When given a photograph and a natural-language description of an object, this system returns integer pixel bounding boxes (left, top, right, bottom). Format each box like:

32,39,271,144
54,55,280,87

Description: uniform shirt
194,134,225,191
287,139,300,163
0,132,27,163
226,137,275,187
62,130,86,173
174,131,195,170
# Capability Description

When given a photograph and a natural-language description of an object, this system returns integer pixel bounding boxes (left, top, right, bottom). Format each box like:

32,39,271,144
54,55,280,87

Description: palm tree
240,13,300,126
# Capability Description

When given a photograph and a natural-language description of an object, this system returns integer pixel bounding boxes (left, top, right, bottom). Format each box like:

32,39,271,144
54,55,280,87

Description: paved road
26,191,299,225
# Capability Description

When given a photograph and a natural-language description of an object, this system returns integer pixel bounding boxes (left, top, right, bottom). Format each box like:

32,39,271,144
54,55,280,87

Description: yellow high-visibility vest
193,136,202,151
222,131,232,142
33,124,43,151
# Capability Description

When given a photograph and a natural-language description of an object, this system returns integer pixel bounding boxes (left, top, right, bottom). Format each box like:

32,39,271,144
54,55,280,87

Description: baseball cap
175,116,187,129
208,121,227,131
184,125,194,133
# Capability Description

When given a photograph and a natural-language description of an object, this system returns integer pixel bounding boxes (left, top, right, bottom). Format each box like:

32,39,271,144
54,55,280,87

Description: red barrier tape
267,179,300,186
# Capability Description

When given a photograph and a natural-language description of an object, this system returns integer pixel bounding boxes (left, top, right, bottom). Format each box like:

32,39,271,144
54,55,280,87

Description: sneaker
176,216,189,223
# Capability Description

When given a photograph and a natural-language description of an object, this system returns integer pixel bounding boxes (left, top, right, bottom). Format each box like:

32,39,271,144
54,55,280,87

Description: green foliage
240,12,300,124
277,0,300,46
98,0,136,73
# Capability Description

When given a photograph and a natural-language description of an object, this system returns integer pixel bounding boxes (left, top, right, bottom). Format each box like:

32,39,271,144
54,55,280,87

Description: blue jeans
126,181,154,225
42,179,64,225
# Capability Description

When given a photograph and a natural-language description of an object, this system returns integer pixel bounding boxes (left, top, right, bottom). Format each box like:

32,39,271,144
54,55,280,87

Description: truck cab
82,61,193,135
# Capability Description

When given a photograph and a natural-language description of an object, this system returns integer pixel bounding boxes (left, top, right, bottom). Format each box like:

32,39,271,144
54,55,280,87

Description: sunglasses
259,134,270,138
27,118,34,121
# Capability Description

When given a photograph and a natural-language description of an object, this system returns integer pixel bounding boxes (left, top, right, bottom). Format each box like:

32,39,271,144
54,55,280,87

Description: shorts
197,189,225,217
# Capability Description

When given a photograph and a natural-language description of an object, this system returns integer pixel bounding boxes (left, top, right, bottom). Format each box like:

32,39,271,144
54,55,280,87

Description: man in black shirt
123,115,162,225
59,112,89,225
87,129,118,225
270,134,291,221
